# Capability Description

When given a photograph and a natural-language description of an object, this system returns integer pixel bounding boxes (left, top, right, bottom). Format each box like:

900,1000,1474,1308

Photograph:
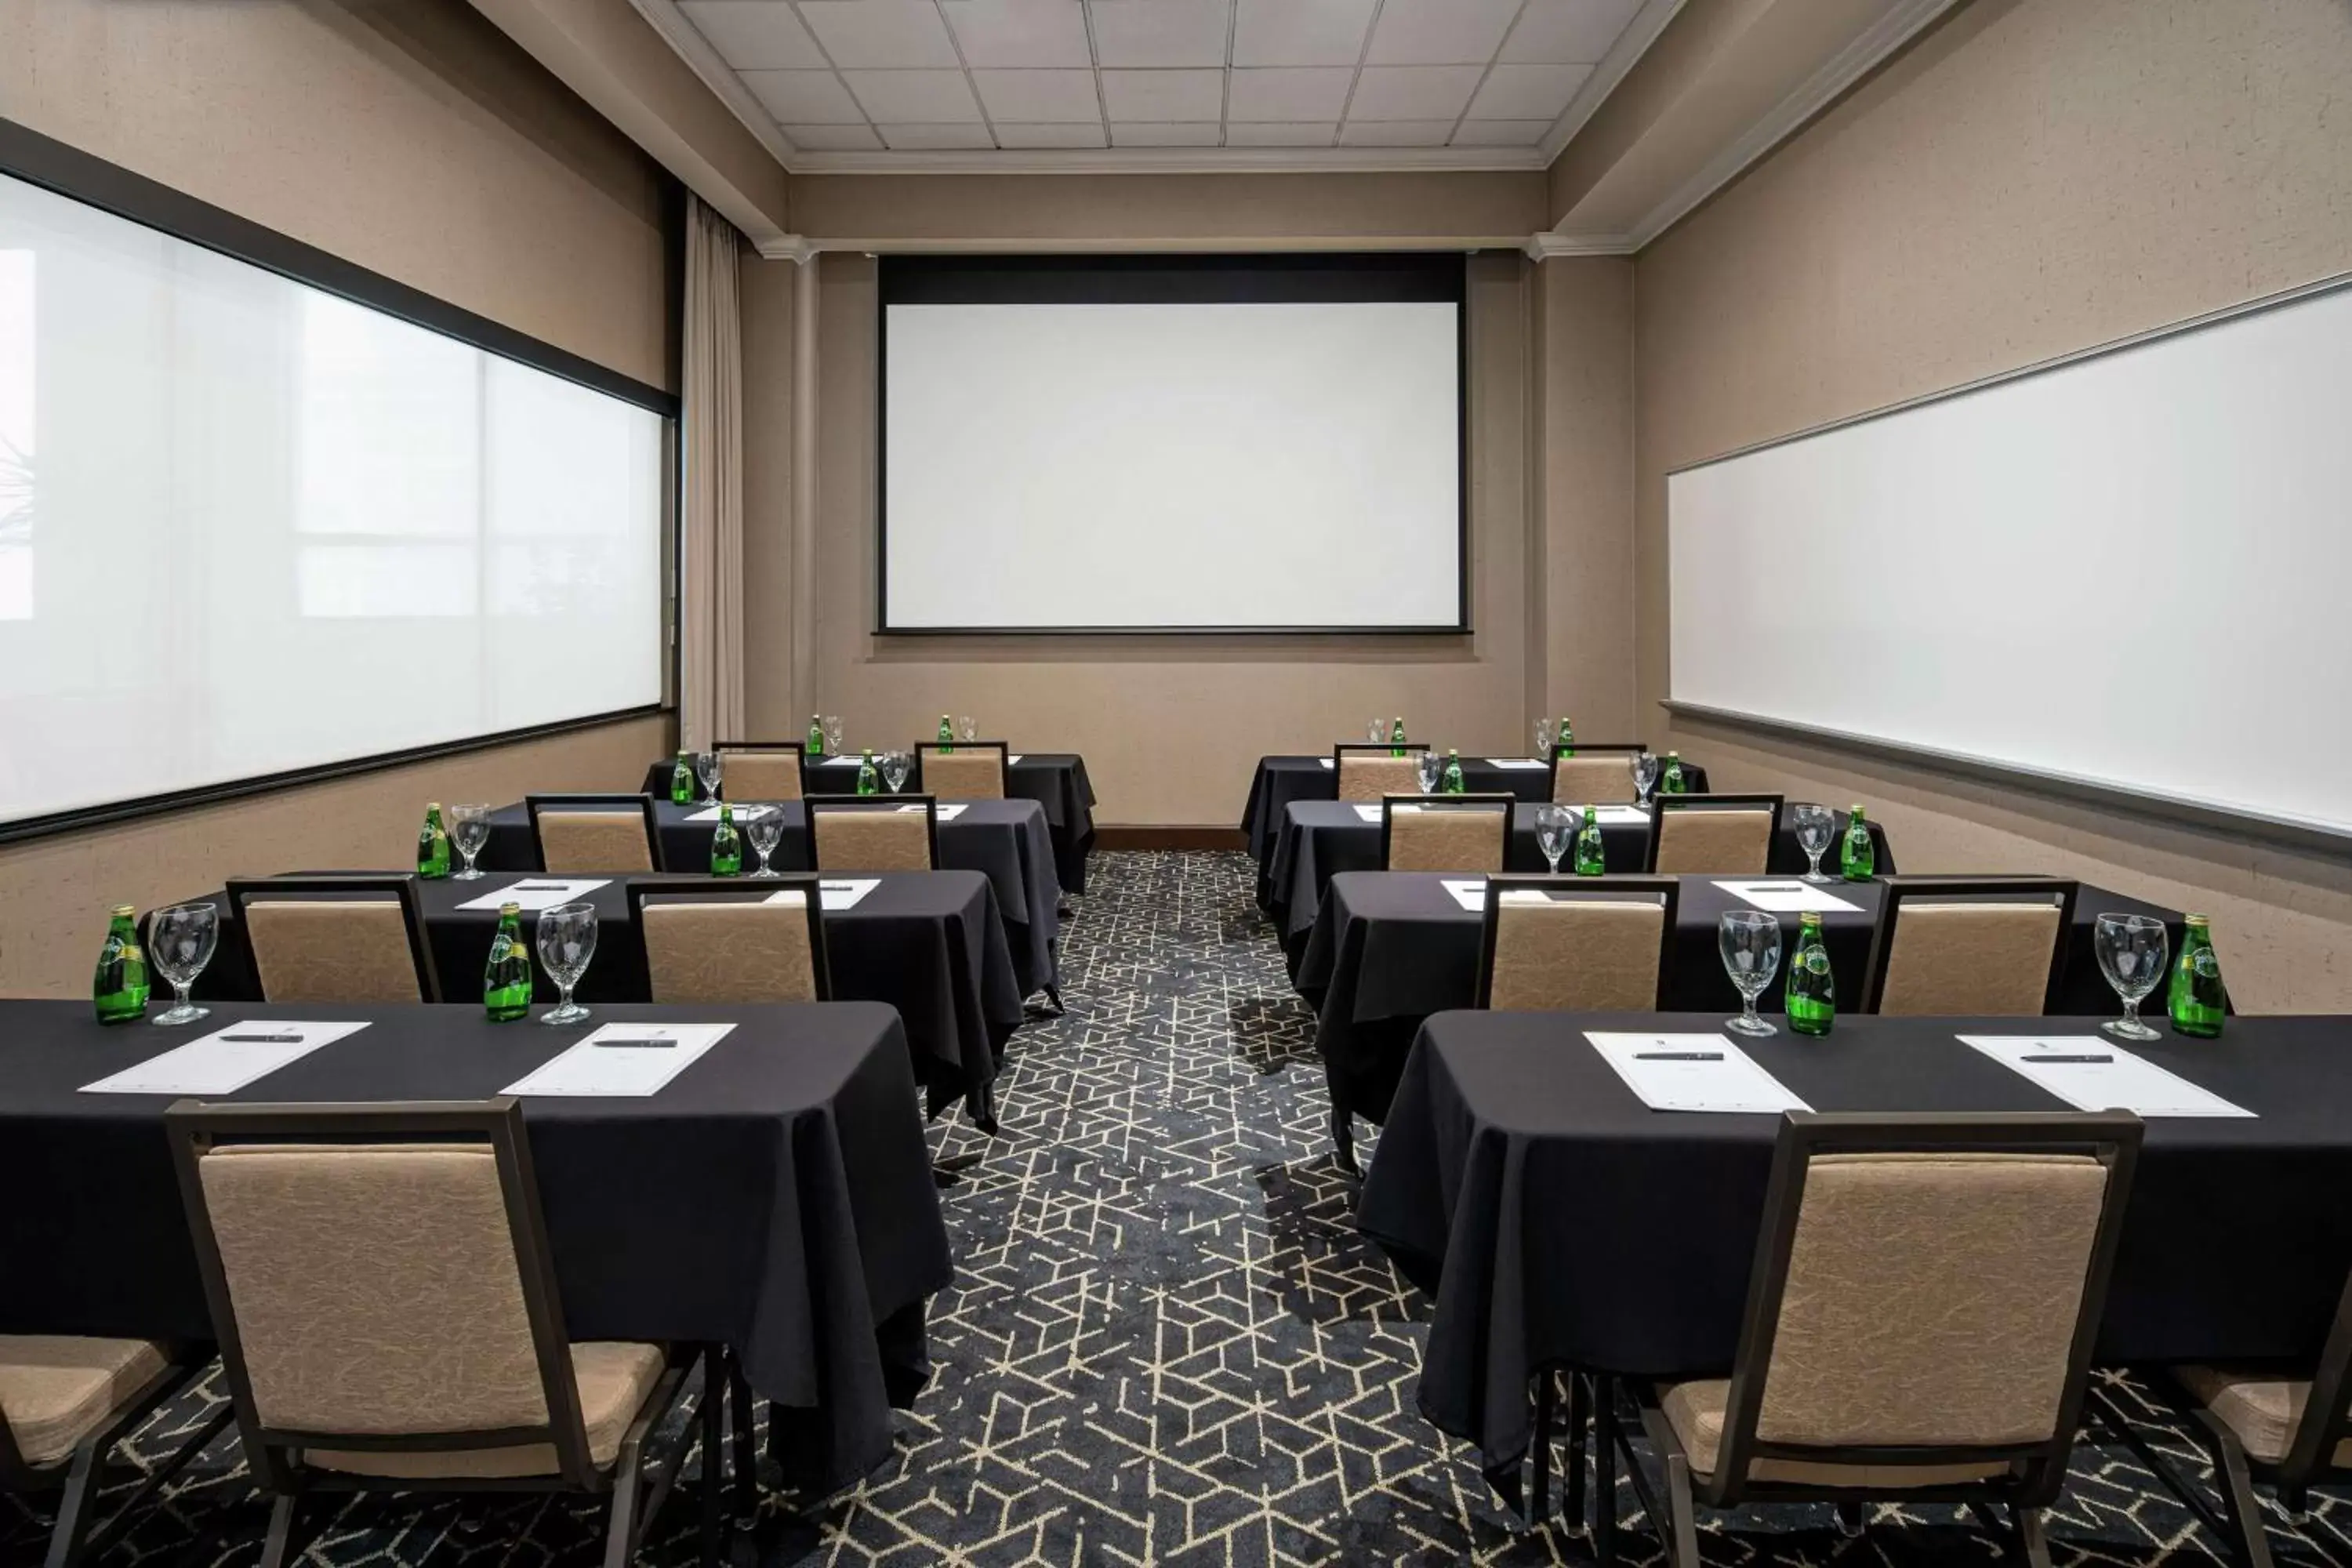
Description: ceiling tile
1468,61,1592,121
782,122,887,150
1087,0,1231,66
1345,64,1483,121
1338,118,1456,146
1109,122,1223,146
843,68,985,122
796,1,960,67
677,2,828,68
1363,0,1521,64
1225,121,1338,145
1100,67,1225,120
1226,67,1352,122
994,121,1111,147
938,0,1092,66
1501,0,1646,63
875,122,999,148
1231,0,1375,65
1451,118,1555,147
740,68,867,123
973,67,1102,121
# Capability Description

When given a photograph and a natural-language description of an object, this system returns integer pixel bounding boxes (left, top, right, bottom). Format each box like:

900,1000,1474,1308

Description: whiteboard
1668,277,2352,837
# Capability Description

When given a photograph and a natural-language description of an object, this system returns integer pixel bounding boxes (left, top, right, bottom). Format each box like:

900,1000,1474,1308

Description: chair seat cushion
2177,1366,2352,1467
1661,1380,2011,1488
304,1341,666,1479
0,1335,171,1468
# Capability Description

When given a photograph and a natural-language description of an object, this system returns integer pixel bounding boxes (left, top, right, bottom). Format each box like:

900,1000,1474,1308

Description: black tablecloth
1297,872,2185,1127
0,999,952,1494
485,798,1060,997
647,753,1098,895
164,873,1022,1121
1357,1010,2352,1493
1266,800,1893,951
1241,755,1715,909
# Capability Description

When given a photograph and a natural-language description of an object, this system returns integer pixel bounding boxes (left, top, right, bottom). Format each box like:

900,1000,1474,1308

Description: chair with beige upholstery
1863,878,2078,1016
810,795,937,872
226,876,441,1004
1548,745,1645,806
715,742,805,803
1381,796,1511,873
164,1098,713,1568
1602,1111,2141,1568
626,877,831,1004
916,742,1007,800
1644,794,1783,876
1333,743,1430,803
1475,876,1677,1011
527,793,662,874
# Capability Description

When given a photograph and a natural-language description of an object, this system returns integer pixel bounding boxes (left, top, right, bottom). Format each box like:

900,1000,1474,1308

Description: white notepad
459,878,611,913
1484,758,1550,770
686,802,777,822
813,878,879,911
81,1021,370,1096
909,802,967,821
503,1022,733,1098
1439,878,1487,913
1317,758,1334,769
1352,804,1385,822
818,756,862,767
1586,1031,1813,1114
1957,1035,2255,1118
1715,880,1866,915
1592,805,1650,825
1007,754,1024,764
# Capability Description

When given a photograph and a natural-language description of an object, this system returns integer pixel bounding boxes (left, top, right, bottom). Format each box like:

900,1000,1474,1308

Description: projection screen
1668,274,2352,838
880,255,1465,633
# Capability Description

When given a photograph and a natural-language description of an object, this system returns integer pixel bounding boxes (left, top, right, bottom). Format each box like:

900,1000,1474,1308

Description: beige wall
1,0,679,994
1634,0,2352,1010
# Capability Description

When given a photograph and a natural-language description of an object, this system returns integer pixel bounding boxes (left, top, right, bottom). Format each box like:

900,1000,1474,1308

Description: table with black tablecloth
0,999,951,1494
1298,871,2186,1133
1356,1009,2352,1500
163,873,1022,1122
1241,754,1714,909
484,798,1061,999
1266,800,1892,953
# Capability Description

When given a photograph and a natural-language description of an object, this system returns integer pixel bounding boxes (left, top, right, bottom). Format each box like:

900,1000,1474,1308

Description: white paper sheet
1439,878,1486,913
1593,805,1650,825
686,802,777,822
815,878,880,911
817,756,862,767
1352,803,1385,822
906,802,968,821
1007,754,1024,764
459,878,612,913
503,1022,733,1098
1957,1035,2255,1118
1586,1031,1813,1114
81,1021,371,1096
1715,880,1866,915
1483,758,1550,770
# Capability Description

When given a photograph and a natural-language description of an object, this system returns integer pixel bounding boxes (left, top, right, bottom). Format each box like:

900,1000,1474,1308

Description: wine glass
1632,752,1661,807
1791,804,1835,883
1535,804,1573,873
535,903,597,1026
148,903,218,1025
695,750,724,802
1534,717,1554,757
1415,752,1443,794
882,750,912,793
958,716,976,742
1719,910,1783,1036
746,810,785,877
2094,913,2169,1040
448,803,493,880
822,716,844,757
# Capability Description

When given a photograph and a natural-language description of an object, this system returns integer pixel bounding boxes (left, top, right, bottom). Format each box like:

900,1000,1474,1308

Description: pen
221,1033,303,1044
2021,1053,2112,1065
596,1037,677,1049
1636,1051,1724,1061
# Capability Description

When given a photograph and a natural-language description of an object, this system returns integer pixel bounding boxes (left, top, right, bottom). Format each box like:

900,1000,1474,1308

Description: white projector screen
880,256,1465,633
1669,276,2352,837
0,165,667,832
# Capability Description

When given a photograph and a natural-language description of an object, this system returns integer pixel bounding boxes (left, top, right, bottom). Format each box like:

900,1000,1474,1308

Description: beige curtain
679,194,746,749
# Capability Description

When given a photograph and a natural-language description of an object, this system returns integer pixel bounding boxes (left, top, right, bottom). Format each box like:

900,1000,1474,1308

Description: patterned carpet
5,851,2344,1568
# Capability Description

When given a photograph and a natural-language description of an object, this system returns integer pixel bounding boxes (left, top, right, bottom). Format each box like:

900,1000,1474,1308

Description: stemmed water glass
822,716,844,757
1535,804,1573,873
1791,804,1835,883
746,811,785,877
1415,752,1443,794
535,902,597,1026
1719,910,1783,1036
881,750,912,793
1367,719,1387,743
695,751,724,803
148,903,219,1025
1632,752,1661,808
1535,718,1555,757
448,803,493,880
958,716,977,743
2094,913,2169,1040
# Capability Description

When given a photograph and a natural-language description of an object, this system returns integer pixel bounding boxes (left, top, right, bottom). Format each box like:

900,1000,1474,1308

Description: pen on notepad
595,1037,677,1049
1635,1051,1724,1062
2021,1053,2112,1065
221,1033,304,1044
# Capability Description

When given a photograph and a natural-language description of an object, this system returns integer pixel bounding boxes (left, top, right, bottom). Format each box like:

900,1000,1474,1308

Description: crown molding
785,145,1549,176
750,234,1534,259
753,234,821,264
1539,0,1690,165
1523,230,1635,260
625,0,802,172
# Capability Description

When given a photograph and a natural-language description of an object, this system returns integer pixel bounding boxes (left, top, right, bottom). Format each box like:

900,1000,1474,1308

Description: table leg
1566,1371,1590,1537
1595,1376,1618,1567
1530,1374,1555,1530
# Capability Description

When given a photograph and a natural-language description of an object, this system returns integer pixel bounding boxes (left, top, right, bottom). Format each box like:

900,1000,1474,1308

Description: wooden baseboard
1094,826,1248,851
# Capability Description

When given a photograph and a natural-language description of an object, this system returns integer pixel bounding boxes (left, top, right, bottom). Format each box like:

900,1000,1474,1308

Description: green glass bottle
855,748,880,797
670,750,695,803
1441,749,1465,794
1661,752,1687,795
938,713,955,755
806,714,826,758
93,905,151,1025
1556,716,1575,758
484,902,532,1022
1785,911,1835,1036
416,803,452,880
2167,914,2227,1037
710,801,743,877
1838,804,1875,881
1389,717,1406,758
1573,804,1606,875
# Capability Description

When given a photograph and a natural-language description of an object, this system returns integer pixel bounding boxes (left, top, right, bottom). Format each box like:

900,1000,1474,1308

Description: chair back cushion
1879,903,2063,1016
1553,755,1639,804
922,750,1004,800
1654,808,1773,874
1489,892,1664,1010
813,808,932,872
718,752,803,802
641,898,818,1004
1756,1150,2111,1450
1387,804,1504,873
245,900,419,1004
1337,754,1422,802
536,811,654,873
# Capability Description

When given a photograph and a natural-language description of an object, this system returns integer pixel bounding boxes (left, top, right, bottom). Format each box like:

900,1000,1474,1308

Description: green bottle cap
111,903,135,918
2185,913,2210,927
499,902,521,916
